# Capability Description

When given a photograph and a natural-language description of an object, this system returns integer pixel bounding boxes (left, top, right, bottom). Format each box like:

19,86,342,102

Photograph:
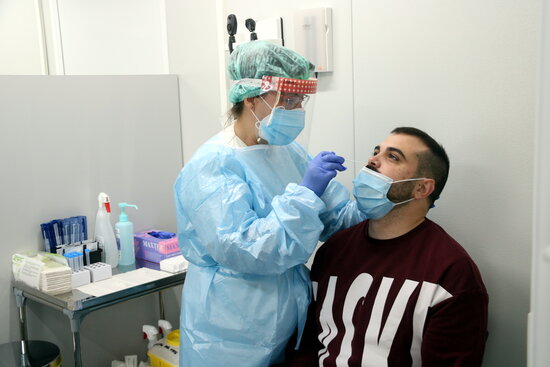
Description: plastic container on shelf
115,202,138,266
94,192,118,268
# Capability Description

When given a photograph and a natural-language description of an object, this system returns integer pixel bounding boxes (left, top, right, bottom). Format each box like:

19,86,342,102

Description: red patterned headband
260,76,317,94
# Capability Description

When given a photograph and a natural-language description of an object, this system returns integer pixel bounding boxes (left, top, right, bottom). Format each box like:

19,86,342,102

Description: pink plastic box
134,230,180,264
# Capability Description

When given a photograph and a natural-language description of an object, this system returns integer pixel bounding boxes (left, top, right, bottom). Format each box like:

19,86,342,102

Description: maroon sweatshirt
289,219,488,367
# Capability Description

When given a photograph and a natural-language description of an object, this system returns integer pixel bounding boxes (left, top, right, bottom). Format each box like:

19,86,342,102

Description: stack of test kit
12,251,113,293
12,252,72,295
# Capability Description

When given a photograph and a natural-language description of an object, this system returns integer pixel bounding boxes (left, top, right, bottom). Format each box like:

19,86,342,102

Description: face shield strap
231,78,263,88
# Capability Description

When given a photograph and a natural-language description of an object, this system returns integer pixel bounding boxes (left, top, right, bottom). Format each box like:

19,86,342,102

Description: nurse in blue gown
174,40,364,367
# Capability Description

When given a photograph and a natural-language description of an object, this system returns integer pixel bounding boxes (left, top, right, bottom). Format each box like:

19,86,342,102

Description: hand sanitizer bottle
115,203,139,266
95,192,118,268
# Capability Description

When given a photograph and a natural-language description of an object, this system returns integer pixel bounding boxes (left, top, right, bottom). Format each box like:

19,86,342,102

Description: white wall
0,0,46,74
164,0,222,163
529,1,550,366
0,0,169,76
352,2,538,366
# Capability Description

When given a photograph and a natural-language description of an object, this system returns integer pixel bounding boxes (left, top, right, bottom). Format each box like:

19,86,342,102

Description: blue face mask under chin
352,167,424,219
252,97,306,146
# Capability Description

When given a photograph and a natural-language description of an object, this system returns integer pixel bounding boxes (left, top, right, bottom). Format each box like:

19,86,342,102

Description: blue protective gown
174,126,364,367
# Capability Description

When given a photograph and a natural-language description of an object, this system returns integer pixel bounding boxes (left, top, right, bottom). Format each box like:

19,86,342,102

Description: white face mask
352,167,424,219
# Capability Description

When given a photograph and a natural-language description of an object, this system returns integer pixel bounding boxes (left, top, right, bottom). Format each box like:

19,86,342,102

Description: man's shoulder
322,220,367,247
421,219,472,258
421,219,487,293
313,220,367,266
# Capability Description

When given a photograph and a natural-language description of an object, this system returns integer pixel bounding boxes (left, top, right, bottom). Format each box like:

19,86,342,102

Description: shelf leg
159,291,165,321
65,310,84,367
14,288,28,341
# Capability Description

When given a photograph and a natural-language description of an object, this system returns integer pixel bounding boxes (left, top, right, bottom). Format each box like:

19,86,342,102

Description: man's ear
414,178,435,200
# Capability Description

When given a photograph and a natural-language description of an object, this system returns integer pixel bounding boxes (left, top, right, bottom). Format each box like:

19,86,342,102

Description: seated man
289,127,488,366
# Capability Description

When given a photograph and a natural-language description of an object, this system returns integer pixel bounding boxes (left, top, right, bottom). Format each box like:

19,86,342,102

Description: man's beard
366,164,416,204
387,180,415,203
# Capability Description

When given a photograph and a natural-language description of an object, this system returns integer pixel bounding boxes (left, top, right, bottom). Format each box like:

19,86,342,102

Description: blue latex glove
301,151,347,197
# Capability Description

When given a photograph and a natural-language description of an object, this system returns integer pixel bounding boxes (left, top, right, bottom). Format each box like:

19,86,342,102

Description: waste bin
0,340,61,367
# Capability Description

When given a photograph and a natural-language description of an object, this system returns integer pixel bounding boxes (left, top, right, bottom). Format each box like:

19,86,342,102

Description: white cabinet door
51,0,168,74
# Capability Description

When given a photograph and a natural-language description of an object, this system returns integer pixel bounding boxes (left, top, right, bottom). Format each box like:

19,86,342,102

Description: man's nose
367,156,378,167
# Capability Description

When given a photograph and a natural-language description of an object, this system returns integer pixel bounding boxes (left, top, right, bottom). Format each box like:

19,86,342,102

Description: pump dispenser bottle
115,203,138,266
95,192,118,268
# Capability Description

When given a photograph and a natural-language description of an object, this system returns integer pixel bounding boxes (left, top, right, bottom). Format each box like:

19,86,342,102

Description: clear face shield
258,76,317,150
235,76,317,151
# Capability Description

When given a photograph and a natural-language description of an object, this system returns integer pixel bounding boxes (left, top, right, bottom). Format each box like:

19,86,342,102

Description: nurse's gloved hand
301,151,347,197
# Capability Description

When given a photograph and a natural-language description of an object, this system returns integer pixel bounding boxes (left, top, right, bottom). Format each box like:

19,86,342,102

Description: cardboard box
134,230,180,264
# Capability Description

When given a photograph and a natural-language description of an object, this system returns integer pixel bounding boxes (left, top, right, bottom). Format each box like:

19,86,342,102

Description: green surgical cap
227,41,315,103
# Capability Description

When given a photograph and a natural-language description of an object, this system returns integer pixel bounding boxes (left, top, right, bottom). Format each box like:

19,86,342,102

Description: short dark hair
391,127,449,206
